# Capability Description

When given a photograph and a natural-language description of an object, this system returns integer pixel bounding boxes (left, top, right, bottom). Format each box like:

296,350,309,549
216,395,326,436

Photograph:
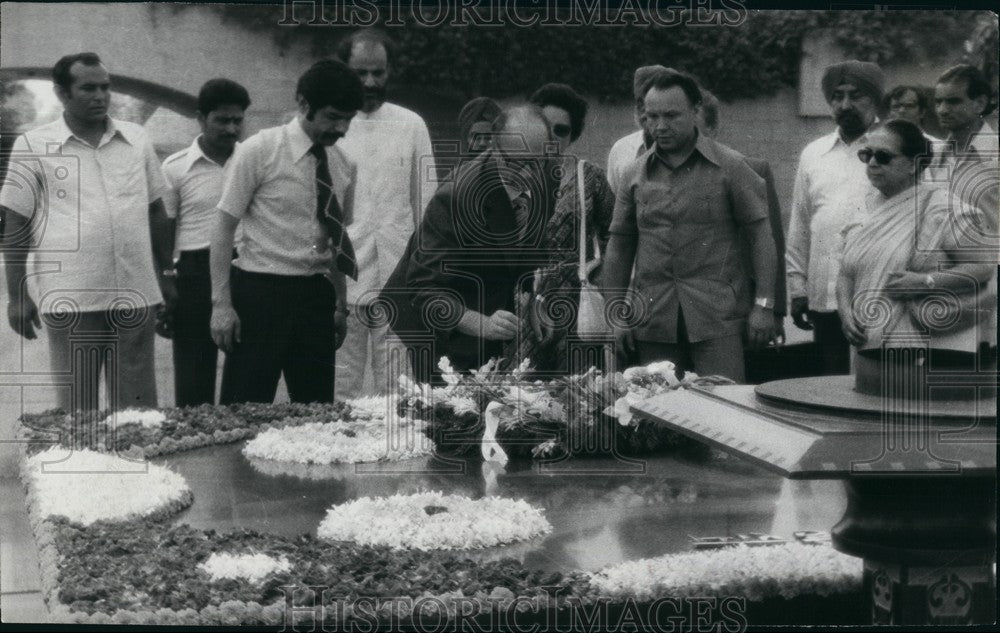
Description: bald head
492,105,553,157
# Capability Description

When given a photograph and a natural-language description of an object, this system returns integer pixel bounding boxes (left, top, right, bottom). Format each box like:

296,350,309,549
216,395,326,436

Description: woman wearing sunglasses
498,83,616,375
836,118,996,389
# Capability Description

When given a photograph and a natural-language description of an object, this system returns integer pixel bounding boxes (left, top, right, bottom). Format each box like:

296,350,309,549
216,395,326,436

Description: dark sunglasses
552,124,572,139
857,148,899,165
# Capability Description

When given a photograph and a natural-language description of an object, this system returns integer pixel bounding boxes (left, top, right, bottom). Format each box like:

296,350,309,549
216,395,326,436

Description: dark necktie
309,143,358,281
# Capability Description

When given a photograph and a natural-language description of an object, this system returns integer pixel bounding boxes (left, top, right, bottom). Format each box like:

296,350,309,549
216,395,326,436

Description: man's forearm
210,212,238,308
600,233,637,302
148,199,175,273
456,309,485,337
747,219,776,304
1,209,31,302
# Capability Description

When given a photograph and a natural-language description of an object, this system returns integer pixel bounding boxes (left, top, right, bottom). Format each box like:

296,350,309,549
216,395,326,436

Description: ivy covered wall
205,7,994,103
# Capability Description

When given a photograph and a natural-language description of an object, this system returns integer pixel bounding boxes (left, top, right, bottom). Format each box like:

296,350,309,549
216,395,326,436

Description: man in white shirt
0,53,173,414
335,29,435,397
786,60,884,376
210,60,362,405
162,79,250,406
606,65,671,196
932,64,999,235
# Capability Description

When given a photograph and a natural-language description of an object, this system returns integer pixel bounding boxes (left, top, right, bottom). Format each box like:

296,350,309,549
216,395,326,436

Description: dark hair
197,78,251,116
644,69,702,108
879,118,934,174
336,28,395,67
52,52,103,91
937,64,995,115
529,83,588,142
296,59,363,114
884,85,929,114
699,88,720,132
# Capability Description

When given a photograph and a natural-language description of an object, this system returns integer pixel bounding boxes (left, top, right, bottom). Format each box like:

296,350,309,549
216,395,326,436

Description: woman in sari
500,84,616,376
836,119,996,385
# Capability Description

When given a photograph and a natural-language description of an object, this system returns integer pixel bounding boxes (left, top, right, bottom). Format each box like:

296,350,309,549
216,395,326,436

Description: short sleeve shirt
0,116,167,313
609,134,768,342
217,118,355,277
161,136,227,253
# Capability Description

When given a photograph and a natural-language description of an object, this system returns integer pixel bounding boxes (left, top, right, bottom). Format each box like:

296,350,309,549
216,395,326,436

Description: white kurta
337,102,435,306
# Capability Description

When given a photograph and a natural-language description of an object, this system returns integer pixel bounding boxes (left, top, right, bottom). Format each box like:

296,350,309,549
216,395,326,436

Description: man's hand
483,310,520,341
158,274,178,313
840,310,867,347
790,296,813,331
211,303,241,352
885,271,927,299
747,305,777,350
155,304,175,339
7,294,41,340
334,310,348,350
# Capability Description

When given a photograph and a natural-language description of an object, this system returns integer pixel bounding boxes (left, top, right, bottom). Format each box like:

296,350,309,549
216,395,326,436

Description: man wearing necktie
209,60,363,404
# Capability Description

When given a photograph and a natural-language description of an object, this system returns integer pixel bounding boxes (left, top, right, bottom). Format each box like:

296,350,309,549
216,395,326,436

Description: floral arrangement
242,417,434,465
24,447,192,526
199,552,292,583
102,408,167,429
19,401,353,459
316,492,552,551
398,357,729,460
589,543,862,603
16,368,867,626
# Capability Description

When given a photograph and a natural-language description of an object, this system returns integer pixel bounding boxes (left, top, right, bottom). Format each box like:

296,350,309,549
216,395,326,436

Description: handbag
574,159,611,339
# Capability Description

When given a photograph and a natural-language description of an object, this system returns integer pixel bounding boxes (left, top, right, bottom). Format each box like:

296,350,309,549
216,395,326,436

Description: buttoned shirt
217,118,355,277
0,115,167,313
786,130,871,311
337,102,434,304
606,129,648,196
162,136,228,253
609,133,769,342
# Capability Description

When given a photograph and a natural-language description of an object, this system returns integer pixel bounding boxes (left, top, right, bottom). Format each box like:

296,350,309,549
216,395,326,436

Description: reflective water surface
155,444,847,573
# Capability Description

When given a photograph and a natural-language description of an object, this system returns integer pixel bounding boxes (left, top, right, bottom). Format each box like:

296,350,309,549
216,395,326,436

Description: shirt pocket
101,146,147,202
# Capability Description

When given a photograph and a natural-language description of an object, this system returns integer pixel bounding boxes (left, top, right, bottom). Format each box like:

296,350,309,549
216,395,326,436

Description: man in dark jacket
381,106,559,384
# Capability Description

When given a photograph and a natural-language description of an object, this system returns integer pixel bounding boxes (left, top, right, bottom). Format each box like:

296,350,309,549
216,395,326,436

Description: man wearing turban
786,60,884,376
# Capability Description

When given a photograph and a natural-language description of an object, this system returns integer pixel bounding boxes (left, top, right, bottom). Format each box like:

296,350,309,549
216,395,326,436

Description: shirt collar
50,114,134,148
286,117,316,162
180,135,224,173
643,130,720,170
819,122,878,155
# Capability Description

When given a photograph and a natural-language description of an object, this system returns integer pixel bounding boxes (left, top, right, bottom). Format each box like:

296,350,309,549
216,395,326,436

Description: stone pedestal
833,476,996,625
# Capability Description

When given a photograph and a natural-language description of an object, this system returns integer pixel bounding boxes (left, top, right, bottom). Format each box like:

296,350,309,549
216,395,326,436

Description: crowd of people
1,29,997,410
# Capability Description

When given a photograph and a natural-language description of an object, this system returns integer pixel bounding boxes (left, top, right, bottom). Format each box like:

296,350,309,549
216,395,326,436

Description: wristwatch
160,268,177,278
754,297,772,309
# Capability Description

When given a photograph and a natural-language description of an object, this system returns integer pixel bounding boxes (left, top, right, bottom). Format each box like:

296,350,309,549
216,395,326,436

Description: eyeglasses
857,148,899,165
552,124,572,139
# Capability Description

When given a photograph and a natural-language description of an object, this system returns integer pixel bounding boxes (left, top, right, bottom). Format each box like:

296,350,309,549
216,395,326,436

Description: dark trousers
172,249,217,406
808,310,851,376
220,268,337,404
635,309,746,383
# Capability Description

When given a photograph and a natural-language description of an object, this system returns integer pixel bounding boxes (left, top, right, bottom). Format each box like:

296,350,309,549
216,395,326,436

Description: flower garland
102,408,167,429
24,448,192,526
198,552,292,583
589,544,862,603
242,416,434,465
316,492,552,550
